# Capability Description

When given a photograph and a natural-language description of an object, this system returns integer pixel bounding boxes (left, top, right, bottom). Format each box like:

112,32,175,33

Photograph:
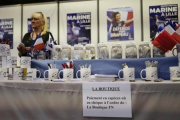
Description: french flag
34,37,45,50
46,34,55,52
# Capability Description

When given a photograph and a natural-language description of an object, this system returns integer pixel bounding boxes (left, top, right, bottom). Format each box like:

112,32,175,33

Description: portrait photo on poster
0,18,13,49
107,7,134,41
67,12,91,46
27,17,50,33
149,4,178,40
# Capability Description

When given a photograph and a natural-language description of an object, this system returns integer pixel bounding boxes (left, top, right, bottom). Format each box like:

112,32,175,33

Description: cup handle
172,48,177,56
58,70,63,79
140,69,146,79
118,69,123,79
37,70,41,78
43,70,48,79
76,70,80,78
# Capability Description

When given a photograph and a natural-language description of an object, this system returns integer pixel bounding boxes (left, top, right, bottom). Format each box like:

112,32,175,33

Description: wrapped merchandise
125,42,137,58
51,45,61,60
111,43,122,59
73,44,84,60
85,44,96,60
153,45,165,57
61,44,71,60
139,41,151,58
98,43,109,59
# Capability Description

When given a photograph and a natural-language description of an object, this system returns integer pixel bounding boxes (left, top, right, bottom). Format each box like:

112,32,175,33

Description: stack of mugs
0,44,11,80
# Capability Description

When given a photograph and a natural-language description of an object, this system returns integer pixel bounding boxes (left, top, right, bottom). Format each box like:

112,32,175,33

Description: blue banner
149,4,178,39
0,18,13,49
67,12,91,46
107,7,134,41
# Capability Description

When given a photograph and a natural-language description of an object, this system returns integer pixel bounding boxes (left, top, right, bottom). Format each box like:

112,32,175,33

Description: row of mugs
0,68,40,80
118,67,158,81
1,66,178,81
0,56,31,68
44,68,91,81
0,67,91,81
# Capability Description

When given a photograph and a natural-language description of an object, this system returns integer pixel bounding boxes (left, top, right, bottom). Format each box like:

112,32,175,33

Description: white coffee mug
13,68,24,80
59,68,74,81
118,68,135,81
76,68,91,81
0,44,9,56
0,68,8,80
26,68,41,80
140,67,158,80
21,56,31,68
169,66,180,80
6,56,17,68
44,69,59,80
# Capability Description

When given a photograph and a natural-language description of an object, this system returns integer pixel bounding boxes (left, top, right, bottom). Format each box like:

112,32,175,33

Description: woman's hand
17,44,30,57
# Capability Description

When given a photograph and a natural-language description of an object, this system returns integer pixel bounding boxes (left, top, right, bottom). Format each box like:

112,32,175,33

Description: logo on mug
7,59,17,65
0,46,5,53
14,71,24,77
170,70,175,77
0,71,8,77
83,71,90,78
129,72,134,78
27,71,33,76
67,72,73,78
176,71,180,77
52,72,58,78
151,71,157,78
21,59,30,65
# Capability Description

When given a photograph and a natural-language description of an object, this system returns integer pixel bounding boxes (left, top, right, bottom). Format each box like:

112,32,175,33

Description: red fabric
34,43,44,51
172,32,180,43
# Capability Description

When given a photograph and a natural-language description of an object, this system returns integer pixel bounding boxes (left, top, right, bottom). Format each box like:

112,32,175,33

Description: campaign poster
67,12,91,46
149,4,178,39
0,18,13,49
28,17,50,33
107,7,134,41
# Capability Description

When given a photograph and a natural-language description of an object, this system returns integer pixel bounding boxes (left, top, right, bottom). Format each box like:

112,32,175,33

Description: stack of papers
90,74,117,82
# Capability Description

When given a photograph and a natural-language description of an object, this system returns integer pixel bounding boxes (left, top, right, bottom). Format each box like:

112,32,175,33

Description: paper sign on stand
83,82,132,118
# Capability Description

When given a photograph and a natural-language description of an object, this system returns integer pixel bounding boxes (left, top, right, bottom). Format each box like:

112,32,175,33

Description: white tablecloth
0,80,180,120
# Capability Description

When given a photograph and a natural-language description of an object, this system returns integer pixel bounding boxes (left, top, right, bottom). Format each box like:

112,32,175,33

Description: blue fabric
31,56,178,80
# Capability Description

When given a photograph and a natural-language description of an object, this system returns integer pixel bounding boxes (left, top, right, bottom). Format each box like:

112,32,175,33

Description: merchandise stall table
31,56,178,80
0,80,180,120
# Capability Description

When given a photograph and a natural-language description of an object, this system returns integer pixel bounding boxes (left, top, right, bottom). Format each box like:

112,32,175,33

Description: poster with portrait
0,18,13,49
149,4,178,39
107,7,134,41
27,17,50,33
67,12,91,46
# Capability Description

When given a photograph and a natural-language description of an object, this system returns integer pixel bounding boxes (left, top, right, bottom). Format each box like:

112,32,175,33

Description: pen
50,62,52,69
47,63,51,69
53,61,56,68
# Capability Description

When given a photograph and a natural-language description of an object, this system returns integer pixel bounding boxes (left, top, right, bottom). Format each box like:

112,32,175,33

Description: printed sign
149,4,178,39
107,7,134,41
83,82,132,118
0,18,14,49
67,12,91,46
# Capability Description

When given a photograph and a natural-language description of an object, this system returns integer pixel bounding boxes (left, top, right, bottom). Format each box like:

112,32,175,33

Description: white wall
99,0,142,59
59,0,98,46
143,0,180,57
23,2,58,41
0,5,21,66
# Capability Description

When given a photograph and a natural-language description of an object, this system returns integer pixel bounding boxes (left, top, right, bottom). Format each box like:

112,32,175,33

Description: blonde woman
17,12,54,59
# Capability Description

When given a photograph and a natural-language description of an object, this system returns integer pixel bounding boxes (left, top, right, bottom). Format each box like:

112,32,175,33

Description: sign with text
83,82,132,118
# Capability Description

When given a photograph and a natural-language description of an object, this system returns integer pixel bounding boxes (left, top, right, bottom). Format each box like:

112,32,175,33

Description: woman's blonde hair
31,12,48,35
